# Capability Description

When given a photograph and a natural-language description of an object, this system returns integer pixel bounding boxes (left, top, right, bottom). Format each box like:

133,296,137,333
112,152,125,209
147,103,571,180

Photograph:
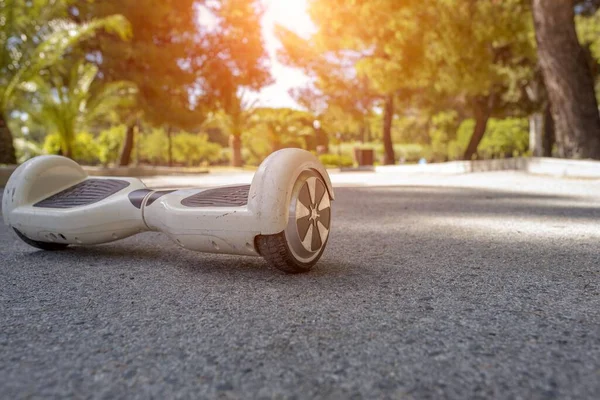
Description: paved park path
1,171,599,399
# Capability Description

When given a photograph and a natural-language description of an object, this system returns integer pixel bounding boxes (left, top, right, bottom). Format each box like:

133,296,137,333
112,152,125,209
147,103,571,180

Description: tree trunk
382,94,395,165
359,121,366,144
529,112,544,157
0,114,17,164
229,134,242,167
304,135,316,152
314,126,328,153
64,139,73,159
167,125,173,167
119,123,136,166
463,96,493,160
542,102,556,157
532,0,600,159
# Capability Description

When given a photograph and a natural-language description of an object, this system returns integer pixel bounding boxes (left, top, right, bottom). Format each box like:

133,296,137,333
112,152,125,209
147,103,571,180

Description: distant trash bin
354,148,374,166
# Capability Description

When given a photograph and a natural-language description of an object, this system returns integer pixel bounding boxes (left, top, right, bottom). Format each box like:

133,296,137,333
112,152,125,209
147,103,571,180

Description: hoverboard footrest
34,179,130,209
181,185,250,207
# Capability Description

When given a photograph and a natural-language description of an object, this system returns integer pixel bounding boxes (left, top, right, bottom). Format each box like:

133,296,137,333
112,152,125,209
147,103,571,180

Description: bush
43,132,100,164
139,128,223,166
242,132,271,166
172,132,222,166
319,153,354,168
338,142,425,164
393,144,425,163
139,128,169,164
97,125,126,166
42,133,62,155
452,118,528,160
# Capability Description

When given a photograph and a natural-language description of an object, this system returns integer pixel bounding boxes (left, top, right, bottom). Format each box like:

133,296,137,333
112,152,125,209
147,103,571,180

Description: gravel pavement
1,171,600,399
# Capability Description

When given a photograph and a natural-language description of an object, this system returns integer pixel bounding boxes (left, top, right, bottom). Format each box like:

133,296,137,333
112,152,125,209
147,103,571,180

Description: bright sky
197,0,315,109
255,0,315,109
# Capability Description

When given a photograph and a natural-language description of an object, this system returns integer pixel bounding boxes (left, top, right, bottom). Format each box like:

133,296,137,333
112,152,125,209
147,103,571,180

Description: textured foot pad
181,185,250,207
34,179,130,209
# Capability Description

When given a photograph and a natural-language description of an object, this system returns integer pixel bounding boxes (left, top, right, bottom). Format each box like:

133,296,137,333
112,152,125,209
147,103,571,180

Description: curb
3,157,600,187
374,157,600,179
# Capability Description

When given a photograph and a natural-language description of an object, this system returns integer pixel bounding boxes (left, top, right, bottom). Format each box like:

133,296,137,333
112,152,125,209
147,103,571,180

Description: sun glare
259,0,315,108
264,0,315,39
196,0,315,108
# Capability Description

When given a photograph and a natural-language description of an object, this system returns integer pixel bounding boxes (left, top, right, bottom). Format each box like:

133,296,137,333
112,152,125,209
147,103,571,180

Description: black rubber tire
13,228,69,251
256,231,328,274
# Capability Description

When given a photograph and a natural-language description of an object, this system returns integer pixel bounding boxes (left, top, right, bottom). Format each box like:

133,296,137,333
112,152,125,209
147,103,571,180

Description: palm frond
2,14,132,109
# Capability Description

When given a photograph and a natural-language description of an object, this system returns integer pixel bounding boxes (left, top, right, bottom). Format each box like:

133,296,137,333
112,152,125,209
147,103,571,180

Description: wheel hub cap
295,176,331,253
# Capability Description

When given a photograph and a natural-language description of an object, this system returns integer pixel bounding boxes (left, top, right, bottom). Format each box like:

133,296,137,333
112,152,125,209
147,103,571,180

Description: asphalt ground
1,171,599,399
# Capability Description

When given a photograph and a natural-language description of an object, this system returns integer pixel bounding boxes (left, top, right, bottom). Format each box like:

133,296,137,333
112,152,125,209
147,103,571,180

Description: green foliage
77,0,271,133
2,11,131,112
278,0,538,160
20,60,136,157
13,138,44,164
428,111,461,162
139,128,223,166
172,132,222,167
43,132,101,164
241,107,313,165
96,125,126,165
576,8,600,98
318,154,354,168
0,0,131,163
338,142,425,164
577,10,600,59
139,128,169,165
452,118,529,159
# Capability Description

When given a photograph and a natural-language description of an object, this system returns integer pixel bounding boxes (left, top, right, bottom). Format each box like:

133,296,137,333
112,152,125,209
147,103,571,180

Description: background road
1,171,600,399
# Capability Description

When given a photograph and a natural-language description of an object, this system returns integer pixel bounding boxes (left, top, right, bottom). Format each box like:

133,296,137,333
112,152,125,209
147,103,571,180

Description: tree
20,61,136,158
0,0,129,164
533,0,600,159
281,0,537,162
208,92,257,167
245,107,312,156
76,0,271,167
199,0,272,166
276,11,396,163
74,1,203,166
420,0,536,160
277,0,437,164
288,86,330,151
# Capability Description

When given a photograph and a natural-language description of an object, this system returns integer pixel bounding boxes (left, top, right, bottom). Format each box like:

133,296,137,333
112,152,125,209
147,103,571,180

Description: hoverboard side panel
3,156,149,246
8,177,149,245
3,155,87,227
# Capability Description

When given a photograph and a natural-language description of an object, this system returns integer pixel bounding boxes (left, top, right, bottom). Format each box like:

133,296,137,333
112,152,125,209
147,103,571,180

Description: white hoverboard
2,149,334,273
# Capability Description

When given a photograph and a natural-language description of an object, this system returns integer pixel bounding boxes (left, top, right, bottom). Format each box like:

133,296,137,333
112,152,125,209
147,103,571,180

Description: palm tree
0,0,130,164
19,61,136,158
211,91,258,167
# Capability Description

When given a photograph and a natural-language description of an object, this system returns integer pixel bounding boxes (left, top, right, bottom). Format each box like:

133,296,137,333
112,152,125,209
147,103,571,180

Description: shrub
43,133,62,155
319,153,354,168
452,118,529,159
138,128,170,164
338,142,426,164
139,128,223,166
97,125,126,166
172,132,222,166
43,132,100,164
